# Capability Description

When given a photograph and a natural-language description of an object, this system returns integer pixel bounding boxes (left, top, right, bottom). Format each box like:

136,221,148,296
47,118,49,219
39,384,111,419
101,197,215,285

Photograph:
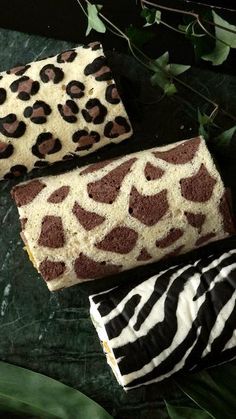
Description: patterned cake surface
0,42,132,180
11,136,235,291
90,247,236,389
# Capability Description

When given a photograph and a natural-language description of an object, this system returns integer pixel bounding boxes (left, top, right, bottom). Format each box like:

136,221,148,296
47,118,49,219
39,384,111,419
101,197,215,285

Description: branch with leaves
76,0,236,146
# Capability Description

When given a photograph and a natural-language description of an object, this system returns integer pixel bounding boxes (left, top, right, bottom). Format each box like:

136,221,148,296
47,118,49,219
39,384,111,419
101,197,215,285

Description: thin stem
142,0,234,48
77,0,236,122
76,0,88,17
159,20,187,35
197,17,231,47
141,0,198,18
203,18,236,35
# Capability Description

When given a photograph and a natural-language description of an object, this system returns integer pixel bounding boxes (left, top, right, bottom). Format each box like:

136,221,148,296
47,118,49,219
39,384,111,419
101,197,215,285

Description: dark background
0,0,235,71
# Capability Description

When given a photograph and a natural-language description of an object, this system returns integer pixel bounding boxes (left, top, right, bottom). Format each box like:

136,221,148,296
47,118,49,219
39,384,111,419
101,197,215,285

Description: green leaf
0,361,113,419
126,26,155,47
141,7,161,27
169,64,191,76
165,402,211,419
197,109,215,140
150,52,190,96
202,11,236,65
176,368,236,419
215,125,236,147
86,4,106,36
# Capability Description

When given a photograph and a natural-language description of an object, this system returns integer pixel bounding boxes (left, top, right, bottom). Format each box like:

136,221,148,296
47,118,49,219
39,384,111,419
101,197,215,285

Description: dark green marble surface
0,28,236,419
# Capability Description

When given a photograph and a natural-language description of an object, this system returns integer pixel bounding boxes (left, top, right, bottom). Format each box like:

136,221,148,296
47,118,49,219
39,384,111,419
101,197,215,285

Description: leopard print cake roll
11,136,235,291
0,42,132,180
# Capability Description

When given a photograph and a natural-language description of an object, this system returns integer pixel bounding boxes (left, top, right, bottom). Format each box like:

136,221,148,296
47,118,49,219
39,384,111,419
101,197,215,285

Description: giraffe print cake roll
89,246,236,389
0,42,132,180
11,136,235,291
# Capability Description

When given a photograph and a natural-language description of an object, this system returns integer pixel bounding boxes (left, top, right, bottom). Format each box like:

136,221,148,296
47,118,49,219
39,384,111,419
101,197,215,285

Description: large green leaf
86,4,106,36
176,368,236,419
165,403,211,419
0,361,112,419
202,11,236,65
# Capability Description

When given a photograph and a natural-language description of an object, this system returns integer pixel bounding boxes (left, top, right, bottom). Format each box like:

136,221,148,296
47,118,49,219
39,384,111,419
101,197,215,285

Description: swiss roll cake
90,246,236,389
11,136,235,291
0,42,132,180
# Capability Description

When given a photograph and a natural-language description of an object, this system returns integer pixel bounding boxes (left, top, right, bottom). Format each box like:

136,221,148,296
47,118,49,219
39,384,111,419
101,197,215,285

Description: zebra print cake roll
11,136,235,291
0,42,132,180
90,247,236,389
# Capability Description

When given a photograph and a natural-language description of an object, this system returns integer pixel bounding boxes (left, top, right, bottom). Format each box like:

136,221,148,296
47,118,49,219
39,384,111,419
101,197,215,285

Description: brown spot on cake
0,141,14,159
185,211,206,232
129,187,169,226
20,218,28,230
195,232,216,246
87,158,136,204
96,226,138,254
7,64,30,76
156,228,184,248
72,129,100,151
80,158,116,175
57,49,77,63
11,180,46,207
74,253,121,279
153,137,200,164
38,216,65,248
39,259,66,281
84,56,112,81
137,248,152,261
219,191,236,235
144,162,165,181
104,116,131,138
162,245,185,260
47,186,70,204
180,164,216,202
72,201,105,230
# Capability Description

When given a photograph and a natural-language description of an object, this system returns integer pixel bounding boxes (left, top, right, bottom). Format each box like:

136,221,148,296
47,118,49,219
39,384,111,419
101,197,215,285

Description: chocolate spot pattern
87,158,136,204
195,232,216,247
74,253,121,279
156,228,184,248
0,88,6,105
144,162,165,181
57,50,77,63
4,165,27,179
104,116,131,138
7,64,30,76
83,41,101,51
73,130,100,151
24,101,51,124
11,180,46,207
32,133,62,159
66,80,85,99
80,158,116,175
40,64,64,84
73,201,105,231
129,187,169,226
219,191,236,235
180,164,217,202
0,142,14,159
84,56,112,81
0,114,26,138
105,84,120,105
58,100,79,123
82,98,107,125
153,137,200,164
162,245,185,260
39,259,66,281
38,216,65,248
47,186,70,203
10,76,39,100
185,211,206,232
137,248,152,261
96,226,138,254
